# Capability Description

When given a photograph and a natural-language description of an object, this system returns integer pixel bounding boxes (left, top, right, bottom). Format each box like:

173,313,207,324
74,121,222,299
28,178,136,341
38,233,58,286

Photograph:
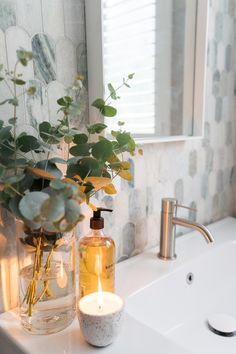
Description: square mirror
85,0,209,143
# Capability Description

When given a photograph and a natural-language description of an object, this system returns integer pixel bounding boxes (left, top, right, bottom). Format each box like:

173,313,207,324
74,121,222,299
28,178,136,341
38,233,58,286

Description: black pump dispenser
90,207,112,230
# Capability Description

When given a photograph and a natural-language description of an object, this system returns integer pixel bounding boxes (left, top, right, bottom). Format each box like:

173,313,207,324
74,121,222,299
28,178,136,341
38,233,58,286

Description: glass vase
16,221,76,334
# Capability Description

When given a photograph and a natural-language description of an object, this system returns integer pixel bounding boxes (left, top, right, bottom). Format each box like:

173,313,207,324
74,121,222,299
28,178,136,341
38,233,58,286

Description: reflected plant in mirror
0,48,141,334
86,0,208,141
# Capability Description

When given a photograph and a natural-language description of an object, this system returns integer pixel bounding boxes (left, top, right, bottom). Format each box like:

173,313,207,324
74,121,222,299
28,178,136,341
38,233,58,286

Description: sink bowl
122,218,236,354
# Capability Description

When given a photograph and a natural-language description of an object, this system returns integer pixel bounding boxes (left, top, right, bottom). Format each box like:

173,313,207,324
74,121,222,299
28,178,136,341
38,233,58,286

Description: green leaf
49,157,67,164
16,48,33,66
69,143,90,156
73,133,88,144
128,73,135,79
0,126,12,140
27,86,36,95
66,163,90,180
8,98,18,106
57,96,73,106
65,199,81,224
39,121,60,144
17,135,40,152
11,78,26,85
116,132,131,146
80,157,100,170
0,99,10,106
108,83,118,100
87,123,107,134
101,105,117,117
8,117,17,125
91,98,105,109
92,140,113,161
19,191,50,221
50,179,66,190
41,195,65,222
36,160,63,179
64,135,73,144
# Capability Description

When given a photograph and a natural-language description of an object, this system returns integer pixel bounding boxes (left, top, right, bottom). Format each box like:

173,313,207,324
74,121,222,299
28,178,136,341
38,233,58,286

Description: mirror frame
85,0,209,144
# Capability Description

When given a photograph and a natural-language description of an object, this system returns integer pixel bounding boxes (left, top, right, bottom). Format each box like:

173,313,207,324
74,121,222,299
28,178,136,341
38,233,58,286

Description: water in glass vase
19,260,75,334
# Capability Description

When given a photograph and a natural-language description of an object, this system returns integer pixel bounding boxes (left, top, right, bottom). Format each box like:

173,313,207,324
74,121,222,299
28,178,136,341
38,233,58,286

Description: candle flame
96,252,103,311
57,258,67,288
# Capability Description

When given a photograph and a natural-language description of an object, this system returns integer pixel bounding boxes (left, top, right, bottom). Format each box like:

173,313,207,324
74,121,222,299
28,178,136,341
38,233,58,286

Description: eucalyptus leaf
73,133,88,144
19,191,50,221
17,135,40,152
41,195,65,222
79,157,100,170
92,140,113,161
87,123,107,134
101,105,117,117
57,96,72,106
116,132,131,146
0,126,12,140
36,160,63,179
49,157,67,164
91,98,105,109
69,143,90,156
50,179,66,190
11,78,26,85
65,199,81,224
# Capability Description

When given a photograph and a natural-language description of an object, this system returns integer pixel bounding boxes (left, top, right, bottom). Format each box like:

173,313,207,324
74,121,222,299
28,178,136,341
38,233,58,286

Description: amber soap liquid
79,230,115,298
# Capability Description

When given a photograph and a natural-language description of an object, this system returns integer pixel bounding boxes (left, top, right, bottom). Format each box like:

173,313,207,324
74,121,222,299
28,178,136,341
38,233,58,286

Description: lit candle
78,291,124,347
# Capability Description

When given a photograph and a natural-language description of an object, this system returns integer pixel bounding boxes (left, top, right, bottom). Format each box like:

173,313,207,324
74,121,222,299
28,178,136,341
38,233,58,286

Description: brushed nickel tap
158,198,214,260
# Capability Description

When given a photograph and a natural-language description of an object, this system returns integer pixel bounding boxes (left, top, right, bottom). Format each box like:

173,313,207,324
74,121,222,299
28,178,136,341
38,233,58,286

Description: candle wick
98,305,102,311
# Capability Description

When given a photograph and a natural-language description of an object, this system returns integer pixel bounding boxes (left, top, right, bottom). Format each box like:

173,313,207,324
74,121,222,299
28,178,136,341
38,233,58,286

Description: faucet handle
176,203,197,212
161,198,197,214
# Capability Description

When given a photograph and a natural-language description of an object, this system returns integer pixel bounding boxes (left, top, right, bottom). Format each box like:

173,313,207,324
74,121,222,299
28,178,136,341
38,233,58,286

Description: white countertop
1,217,236,354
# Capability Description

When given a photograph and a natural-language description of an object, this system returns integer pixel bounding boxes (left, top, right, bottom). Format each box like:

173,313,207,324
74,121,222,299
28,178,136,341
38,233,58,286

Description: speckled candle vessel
78,294,124,347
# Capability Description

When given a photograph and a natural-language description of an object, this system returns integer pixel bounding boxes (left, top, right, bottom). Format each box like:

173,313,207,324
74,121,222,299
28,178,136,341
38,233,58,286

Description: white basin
1,217,236,354
122,217,236,354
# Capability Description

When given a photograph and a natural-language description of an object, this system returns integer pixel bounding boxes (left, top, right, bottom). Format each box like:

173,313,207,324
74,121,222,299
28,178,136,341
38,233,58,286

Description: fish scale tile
0,0,16,31
47,80,66,123
63,0,85,46
122,222,135,257
32,33,56,84
16,0,43,36
41,0,65,42
0,29,7,66
25,79,49,125
5,26,33,79
56,38,77,86
77,42,87,86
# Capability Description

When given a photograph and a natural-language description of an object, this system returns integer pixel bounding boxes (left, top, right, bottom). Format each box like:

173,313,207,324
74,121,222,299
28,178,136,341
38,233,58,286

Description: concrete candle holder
78,292,124,347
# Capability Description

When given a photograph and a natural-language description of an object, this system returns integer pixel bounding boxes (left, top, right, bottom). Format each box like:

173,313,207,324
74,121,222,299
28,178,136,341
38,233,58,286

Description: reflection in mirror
103,0,197,136
86,0,209,142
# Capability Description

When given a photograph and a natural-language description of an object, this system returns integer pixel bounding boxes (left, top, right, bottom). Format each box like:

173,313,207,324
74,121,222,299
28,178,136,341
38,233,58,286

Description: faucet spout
172,217,214,243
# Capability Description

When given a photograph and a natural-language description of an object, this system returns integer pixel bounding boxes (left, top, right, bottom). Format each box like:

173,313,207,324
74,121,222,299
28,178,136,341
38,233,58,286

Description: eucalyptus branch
12,60,19,174
105,76,132,103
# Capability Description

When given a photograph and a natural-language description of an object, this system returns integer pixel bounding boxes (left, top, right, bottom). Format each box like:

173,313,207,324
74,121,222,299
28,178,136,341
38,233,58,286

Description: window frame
85,0,209,144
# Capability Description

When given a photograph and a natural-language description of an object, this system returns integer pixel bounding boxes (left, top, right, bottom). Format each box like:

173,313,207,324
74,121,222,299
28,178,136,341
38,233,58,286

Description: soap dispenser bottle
79,208,115,298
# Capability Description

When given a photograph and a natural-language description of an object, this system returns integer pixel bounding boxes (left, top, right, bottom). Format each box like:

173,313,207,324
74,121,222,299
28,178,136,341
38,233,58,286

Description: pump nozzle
90,207,113,229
